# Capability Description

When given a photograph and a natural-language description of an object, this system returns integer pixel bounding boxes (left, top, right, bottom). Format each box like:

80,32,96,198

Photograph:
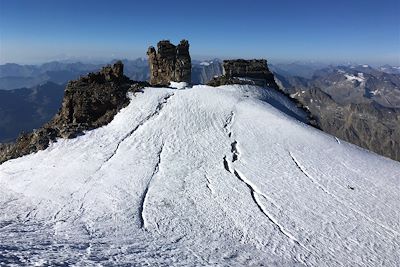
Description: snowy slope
0,85,399,266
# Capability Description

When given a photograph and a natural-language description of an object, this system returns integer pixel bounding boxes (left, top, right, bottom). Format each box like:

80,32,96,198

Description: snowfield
344,73,365,83
0,85,399,266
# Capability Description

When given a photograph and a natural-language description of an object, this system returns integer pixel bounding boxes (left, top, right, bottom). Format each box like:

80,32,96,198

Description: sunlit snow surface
0,85,399,266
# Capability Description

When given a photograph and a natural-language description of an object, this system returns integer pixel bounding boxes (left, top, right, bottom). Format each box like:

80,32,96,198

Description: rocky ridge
0,61,147,163
208,59,279,89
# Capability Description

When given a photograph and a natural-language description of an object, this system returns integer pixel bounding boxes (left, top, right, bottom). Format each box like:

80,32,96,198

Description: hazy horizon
0,56,397,68
1,0,399,65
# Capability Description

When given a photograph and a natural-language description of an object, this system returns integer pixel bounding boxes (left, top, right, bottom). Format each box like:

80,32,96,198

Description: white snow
169,81,188,89
371,89,380,95
344,73,365,82
236,77,254,82
362,64,369,68
0,85,399,266
200,61,211,66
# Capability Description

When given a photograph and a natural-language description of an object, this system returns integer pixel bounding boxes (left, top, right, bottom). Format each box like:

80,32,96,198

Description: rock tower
147,40,191,86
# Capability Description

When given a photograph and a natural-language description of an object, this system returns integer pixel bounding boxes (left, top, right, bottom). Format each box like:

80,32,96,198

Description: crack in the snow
289,151,399,237
223,111,235,138
101,92,175,168
24,199,44,221
205,175,213,194
53,93,175,223
232,169,309,251
289,152,316,186
138,143,165,229
53,208,63,220
223,156,232,173
231,140,240,162
25,207,37,219
221,113,309,253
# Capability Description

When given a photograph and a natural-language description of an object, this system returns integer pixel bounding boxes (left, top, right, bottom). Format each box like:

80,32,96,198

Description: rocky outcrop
0,61,147,164
51,61,132,138
207,59,279,89
147,40,191,86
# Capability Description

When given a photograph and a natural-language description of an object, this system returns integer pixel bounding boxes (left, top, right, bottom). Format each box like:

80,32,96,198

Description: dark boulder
52,61,132,137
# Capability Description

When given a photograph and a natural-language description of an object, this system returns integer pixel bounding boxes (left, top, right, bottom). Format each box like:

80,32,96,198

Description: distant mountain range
0,59,223,90
0,62,99,90
274,64,400,108
273,64,400,161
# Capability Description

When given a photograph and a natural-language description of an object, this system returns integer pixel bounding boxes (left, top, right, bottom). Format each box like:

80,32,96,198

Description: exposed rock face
208,59,279,89
292,88,400,161
52,61,132,138
0,61,147,164
147,40,191,86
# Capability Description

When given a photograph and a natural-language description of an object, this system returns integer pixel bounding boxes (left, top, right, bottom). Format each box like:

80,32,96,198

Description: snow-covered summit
0,85,399,266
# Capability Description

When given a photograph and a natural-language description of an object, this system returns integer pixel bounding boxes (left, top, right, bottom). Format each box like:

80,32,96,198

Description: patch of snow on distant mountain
344,73,365,82
371,89,380,95
200,61,211,66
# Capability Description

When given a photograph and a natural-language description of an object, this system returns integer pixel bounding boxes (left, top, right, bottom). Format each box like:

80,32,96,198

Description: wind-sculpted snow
0,85,399,266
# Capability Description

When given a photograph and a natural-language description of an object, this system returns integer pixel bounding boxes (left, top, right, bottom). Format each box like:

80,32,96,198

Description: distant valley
0,82,65,142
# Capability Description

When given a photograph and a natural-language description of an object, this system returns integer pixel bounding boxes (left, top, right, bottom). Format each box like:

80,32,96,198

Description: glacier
0,85,399,266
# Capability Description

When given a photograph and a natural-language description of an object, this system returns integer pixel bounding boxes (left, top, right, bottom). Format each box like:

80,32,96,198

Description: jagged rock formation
208,59,279,89
292,88,400,161
0,61,148,164
147,40,191,86
51,61,131,138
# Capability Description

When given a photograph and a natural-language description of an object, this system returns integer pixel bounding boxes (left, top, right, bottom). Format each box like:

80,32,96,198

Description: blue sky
0,0,399,65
